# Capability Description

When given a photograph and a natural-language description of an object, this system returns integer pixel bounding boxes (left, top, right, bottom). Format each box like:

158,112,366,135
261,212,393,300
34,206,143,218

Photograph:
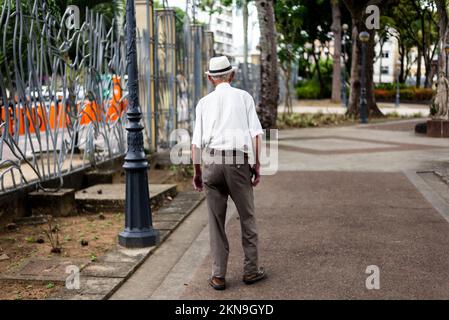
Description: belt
204,148,249,164
206,148,248,157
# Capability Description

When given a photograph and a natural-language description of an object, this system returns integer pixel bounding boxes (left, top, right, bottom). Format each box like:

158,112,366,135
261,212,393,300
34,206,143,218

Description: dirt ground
0,211,125,299
0,280,63,300
0,167,194,300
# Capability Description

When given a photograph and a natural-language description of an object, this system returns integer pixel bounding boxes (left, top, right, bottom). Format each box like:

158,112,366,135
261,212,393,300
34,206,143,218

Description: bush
373,89,395,100
375,83,408,90
413,88,434,100
295,58,333,99
374,87,434,101
277,112,351,128
295,81,321,99
295,80,332,99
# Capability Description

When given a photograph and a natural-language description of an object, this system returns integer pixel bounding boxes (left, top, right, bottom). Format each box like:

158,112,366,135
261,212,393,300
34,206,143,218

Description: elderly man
191,56,265,290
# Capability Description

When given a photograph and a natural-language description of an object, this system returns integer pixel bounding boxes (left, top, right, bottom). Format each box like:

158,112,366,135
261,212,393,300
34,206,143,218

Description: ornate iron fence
175,13,192,132
190,24,204,131
154,8,176,149
203,30,215,95
0,0,128,194
234,62,261,106
0,0,230,195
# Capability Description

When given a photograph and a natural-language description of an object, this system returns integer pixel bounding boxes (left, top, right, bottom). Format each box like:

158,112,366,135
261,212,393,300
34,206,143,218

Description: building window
381,66,389,74
381,51,389,58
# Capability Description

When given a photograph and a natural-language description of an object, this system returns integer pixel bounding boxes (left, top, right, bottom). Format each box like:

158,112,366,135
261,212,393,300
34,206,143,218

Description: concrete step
75,183,178,213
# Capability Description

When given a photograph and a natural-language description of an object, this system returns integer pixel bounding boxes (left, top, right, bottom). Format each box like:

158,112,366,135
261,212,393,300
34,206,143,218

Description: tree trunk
436,0,448,76
347,21,360,116
255,0,279,129
399,42,405,83
420,14,433,88
242,0,249,91
286,65,292,113
312,42,324,97
424,60,431,88
283,63,292,114
331,0,342,103
365,29,382,116
416,47,421,87
345,18,383,118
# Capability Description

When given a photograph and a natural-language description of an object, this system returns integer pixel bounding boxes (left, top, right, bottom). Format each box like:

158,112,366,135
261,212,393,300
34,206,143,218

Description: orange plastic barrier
107,75,125,122
0,75,127,136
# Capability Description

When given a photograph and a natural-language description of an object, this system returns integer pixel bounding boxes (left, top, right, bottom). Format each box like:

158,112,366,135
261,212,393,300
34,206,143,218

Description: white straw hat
205,56,237,76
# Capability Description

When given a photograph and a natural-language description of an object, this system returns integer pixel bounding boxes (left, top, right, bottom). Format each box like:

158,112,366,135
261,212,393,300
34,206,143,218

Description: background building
204,5,234,56
372,28,427,86
373,34,400,84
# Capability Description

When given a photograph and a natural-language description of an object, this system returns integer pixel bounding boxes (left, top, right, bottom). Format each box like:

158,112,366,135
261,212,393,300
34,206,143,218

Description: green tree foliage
153,1,186,37
0,0,61,83
274,1,305,69
381,0,439,88
274,0,306,111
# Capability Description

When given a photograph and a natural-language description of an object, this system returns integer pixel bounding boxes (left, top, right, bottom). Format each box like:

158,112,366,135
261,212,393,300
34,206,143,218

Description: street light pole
359,31,370,124
118,0,159,248
341,24,348,108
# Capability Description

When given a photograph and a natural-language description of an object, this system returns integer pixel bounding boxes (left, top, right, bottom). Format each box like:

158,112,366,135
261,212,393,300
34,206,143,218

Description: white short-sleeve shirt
191,82,264,155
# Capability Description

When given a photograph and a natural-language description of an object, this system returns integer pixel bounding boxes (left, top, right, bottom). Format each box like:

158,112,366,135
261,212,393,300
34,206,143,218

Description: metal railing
0,0,241,195
235,62,261,106
137,4,215,150
0,0,128,194
155,9,177,149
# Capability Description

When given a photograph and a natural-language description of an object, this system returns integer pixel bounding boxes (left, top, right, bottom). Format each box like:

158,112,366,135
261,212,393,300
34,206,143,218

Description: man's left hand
193,171,203,192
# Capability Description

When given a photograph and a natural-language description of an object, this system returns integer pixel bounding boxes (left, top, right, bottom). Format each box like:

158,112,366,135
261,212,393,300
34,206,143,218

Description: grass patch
278,112,425,129
278,112,353,129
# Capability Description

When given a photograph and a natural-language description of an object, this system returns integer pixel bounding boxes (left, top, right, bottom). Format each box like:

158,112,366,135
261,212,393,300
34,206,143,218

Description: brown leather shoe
243,267,266,285
209,276,226,290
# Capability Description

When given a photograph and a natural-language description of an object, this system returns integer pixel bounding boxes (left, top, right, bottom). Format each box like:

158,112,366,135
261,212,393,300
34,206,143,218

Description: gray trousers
203,162,259,278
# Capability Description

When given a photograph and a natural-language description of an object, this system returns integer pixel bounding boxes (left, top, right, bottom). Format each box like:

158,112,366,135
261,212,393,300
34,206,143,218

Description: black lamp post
118,0,159,248
445,44,449,76
359,31,370,124
341,23,349,108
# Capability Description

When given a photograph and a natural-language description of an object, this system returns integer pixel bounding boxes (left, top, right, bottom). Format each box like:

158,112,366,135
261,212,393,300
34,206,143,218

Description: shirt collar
215,82,231,90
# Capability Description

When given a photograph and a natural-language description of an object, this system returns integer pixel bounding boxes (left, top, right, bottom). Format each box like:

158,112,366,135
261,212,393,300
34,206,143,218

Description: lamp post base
118,228,159,248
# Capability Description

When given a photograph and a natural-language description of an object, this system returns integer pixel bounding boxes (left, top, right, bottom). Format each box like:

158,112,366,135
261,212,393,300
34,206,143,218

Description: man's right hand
193,171,203,192
251,163,261,187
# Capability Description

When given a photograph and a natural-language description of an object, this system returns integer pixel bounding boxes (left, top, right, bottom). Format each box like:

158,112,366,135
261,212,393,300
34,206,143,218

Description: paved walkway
111,119,449,299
